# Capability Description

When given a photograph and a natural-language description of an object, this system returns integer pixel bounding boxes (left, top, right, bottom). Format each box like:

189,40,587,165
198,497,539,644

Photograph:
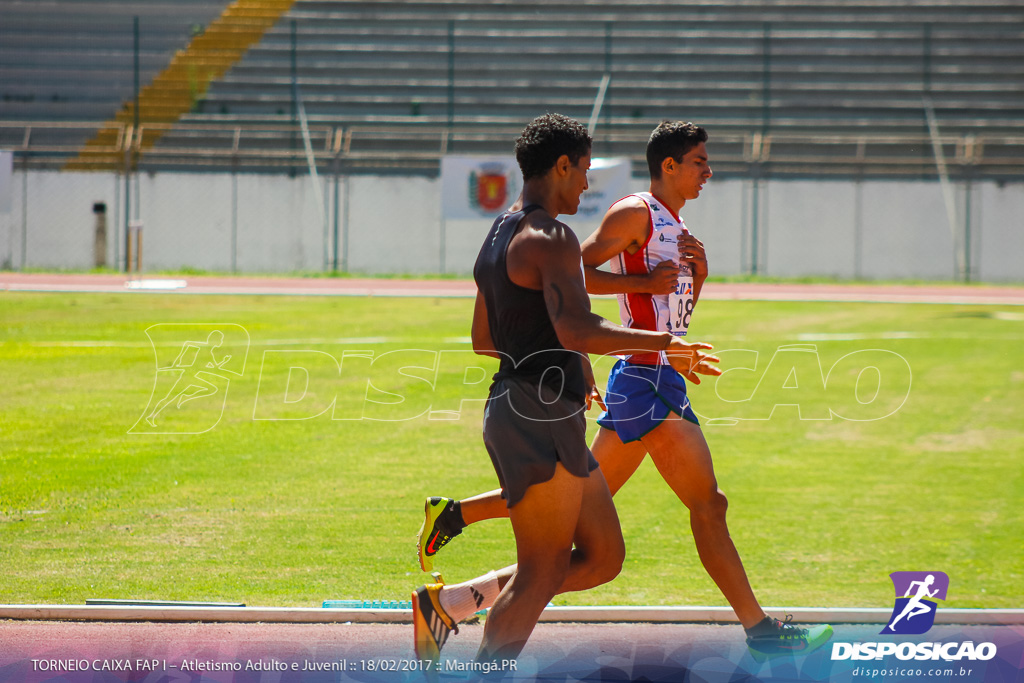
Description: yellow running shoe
416,497,462,572
412,582,457,663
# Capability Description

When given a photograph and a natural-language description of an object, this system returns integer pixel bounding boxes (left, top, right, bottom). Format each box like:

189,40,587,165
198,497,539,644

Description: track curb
1,605,1021,625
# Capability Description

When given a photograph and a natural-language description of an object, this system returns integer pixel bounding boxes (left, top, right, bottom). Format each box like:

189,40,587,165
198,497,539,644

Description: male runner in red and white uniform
418,121,833,661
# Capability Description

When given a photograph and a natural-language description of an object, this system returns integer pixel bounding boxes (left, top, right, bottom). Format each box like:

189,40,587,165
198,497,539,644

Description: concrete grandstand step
7,0,1023,173
64,0,299,170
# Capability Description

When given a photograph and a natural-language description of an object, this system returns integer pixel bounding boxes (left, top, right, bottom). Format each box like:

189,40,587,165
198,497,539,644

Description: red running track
3,272,1024,305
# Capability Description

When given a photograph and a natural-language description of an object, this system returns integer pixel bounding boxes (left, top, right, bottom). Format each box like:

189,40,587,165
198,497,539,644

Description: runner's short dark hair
646,121,708,179
515,113,592,181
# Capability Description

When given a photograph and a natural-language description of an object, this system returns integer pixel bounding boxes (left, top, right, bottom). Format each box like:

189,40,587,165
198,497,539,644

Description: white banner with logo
576,156,632,222
440,155,631,222
440,156,522,220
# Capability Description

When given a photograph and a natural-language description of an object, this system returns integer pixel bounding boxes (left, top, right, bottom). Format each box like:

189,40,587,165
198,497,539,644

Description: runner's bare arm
521,219,687,358
581,198,679,296
471,291,502,359
546,240,720,384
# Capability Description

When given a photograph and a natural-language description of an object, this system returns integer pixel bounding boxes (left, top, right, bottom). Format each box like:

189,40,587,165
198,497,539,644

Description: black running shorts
482,376,599,508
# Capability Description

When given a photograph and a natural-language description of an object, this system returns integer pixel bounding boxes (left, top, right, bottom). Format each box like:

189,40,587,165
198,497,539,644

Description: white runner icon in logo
888,573,939,632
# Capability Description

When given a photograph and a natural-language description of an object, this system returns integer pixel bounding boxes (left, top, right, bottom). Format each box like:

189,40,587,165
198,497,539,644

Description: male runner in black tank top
412,114,722,666
420,122,835,662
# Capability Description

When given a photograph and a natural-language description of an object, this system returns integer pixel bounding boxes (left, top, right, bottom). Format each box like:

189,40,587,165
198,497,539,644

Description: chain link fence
2,160,1022,281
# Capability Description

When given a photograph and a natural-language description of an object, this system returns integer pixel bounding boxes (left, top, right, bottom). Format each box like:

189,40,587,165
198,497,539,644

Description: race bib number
668,266,694,336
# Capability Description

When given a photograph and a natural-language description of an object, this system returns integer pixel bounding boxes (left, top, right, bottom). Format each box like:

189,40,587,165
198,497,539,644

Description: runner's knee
517,555,572,596
689,486,729,520
575,530,625,587
594,540,625,585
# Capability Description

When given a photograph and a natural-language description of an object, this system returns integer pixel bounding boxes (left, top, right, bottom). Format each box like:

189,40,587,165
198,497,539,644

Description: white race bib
667,264,694,336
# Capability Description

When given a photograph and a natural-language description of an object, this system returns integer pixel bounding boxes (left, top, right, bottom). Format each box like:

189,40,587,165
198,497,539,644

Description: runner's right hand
643,260,681,295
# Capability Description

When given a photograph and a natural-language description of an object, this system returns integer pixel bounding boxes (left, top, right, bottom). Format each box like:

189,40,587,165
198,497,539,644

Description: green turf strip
0,292,1020,608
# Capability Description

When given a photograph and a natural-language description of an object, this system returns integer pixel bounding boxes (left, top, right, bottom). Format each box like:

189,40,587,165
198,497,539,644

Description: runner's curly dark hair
514,113,592,181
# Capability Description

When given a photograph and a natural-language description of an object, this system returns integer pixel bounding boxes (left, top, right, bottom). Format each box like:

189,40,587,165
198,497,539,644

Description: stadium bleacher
0,1,233,154
2,0,1022,176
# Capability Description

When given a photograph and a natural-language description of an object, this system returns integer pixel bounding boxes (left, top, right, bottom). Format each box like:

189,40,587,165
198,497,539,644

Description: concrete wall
1,170,1021,282
976,182,1024,282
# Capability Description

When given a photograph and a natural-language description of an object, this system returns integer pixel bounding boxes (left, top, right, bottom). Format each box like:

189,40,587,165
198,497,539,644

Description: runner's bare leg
641,417,766,629
476,463,623,661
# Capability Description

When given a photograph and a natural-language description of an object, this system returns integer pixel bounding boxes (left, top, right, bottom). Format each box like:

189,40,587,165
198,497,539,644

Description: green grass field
0,290,1021,610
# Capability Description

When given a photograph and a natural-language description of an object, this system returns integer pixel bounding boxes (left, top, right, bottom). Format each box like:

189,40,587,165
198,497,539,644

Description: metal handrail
2,120,1022,170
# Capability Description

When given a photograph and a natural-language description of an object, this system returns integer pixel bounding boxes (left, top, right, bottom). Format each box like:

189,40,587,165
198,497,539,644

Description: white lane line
22,336,475,348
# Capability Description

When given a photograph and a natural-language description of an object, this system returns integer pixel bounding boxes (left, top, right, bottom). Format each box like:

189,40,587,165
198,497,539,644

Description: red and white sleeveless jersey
608,192,695,365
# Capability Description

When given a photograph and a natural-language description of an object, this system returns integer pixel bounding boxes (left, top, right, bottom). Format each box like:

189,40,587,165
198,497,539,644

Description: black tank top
473,205,587,403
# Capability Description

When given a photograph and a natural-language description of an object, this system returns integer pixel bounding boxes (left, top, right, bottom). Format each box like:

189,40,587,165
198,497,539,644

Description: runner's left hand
581,356,606,411
678,234,708,279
